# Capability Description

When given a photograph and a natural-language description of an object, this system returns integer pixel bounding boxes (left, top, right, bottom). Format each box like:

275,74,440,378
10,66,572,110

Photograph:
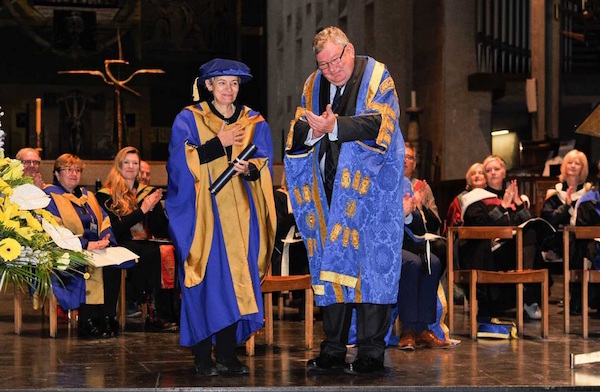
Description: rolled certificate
209,143,258,195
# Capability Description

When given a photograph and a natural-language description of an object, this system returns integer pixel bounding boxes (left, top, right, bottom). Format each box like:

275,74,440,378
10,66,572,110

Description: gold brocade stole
48,190,107,305
183,102,276,316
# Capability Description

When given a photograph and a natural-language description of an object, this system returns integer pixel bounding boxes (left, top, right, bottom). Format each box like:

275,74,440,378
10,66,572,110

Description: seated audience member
402,144,453,343
44,153,121,338
405,142,441,234
124,159,179,322
272,171,308,276
443,162,486,236
139,160,152,186
571,182,600,313
404,142,445,264
272,172,309,316
397,178,451,350
96,146,177,332
541,149,591,261
460,155,551,320
16,147,45,189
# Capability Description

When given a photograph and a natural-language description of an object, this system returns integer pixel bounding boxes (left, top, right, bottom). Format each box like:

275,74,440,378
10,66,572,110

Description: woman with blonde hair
460,154,551,320
542,149,590,230
96,146,176,332
443,162,486,235
542,149,591,314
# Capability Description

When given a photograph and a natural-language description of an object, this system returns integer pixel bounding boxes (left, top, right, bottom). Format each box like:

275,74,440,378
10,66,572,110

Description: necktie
324,86,342,199
331,86,342,113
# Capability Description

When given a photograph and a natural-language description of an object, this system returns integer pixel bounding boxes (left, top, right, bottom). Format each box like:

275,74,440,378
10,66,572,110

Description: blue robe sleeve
166,109,201,265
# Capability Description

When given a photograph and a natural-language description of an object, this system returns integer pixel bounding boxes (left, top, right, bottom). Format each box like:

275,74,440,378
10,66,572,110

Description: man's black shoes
216,357,250,375
194,359,219,377
306,354,346,373
344,356,384,375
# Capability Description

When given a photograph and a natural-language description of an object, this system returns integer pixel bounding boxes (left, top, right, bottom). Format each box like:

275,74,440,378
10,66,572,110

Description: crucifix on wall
58,31,165,150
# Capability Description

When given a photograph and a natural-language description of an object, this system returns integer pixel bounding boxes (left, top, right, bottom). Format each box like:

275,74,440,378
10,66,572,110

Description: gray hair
313,26,349,56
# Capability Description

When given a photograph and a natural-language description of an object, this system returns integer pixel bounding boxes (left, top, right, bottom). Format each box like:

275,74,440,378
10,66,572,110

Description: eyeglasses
60,167,82,174
317,45,347,70
21,160,40,166
405,155,415,161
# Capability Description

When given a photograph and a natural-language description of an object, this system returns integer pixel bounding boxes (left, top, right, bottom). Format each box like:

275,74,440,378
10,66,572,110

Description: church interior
2,0,600,390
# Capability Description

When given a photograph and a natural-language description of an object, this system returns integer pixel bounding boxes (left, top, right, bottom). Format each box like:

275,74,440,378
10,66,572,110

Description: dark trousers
191,322,238,362
398,249,442,328
121,240,161,301
320,302,391,362
79,265,122,321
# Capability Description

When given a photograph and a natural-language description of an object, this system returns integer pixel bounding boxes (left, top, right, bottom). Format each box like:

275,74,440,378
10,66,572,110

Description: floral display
0,105,90,302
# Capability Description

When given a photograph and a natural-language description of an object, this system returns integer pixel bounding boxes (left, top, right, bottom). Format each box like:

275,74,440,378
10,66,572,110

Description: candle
35,98,42,149
411,90,417,108
35,98,41,135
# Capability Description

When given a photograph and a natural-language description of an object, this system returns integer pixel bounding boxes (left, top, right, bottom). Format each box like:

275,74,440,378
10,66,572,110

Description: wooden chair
117,269,128,331
447,226,549,339
13,286,76,338
563,226,600,338
245,272,314,356
116,243,177,330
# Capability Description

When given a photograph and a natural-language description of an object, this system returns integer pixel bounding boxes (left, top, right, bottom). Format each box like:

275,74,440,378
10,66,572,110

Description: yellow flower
0,198,19,220
2,219,19,230
0,178,11,194
1,160,23,181
15,226,33,241
22,211,42,232
0,238,22,261
38,209,59,225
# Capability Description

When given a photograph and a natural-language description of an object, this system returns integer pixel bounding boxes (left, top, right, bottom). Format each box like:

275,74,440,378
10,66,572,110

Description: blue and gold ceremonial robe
166,102,276,347
44,184,116,309
284,56,404,306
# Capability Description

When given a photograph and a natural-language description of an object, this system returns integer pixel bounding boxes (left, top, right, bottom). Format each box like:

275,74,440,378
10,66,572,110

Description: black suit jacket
291,57,383,166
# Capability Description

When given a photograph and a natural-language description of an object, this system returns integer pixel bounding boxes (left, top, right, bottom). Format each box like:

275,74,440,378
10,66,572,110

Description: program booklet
88,247,139,267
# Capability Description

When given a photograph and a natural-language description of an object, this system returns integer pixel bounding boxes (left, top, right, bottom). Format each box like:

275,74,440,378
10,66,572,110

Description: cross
58,30,165,150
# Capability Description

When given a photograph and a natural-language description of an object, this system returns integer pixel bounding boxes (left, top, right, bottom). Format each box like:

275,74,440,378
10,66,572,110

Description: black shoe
306,354,346,373
78,318,102,339
102,316,119,338
344,356,384,375
194,359,219,376
216,357,250,375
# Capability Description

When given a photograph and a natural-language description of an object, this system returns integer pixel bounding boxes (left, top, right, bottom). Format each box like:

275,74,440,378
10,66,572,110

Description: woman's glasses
60,167,82,174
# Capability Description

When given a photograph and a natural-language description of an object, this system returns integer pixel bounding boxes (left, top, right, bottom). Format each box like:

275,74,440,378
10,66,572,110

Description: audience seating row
447,225,600,340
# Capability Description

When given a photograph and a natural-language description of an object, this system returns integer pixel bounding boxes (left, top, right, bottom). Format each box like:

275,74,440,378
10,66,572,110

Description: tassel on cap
192,77,200,102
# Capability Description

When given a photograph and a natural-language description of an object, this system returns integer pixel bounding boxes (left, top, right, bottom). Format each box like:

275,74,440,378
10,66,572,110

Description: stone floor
1,277,600,392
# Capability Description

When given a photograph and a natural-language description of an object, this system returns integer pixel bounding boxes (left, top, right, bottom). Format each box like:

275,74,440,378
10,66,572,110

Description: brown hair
53,153,85,173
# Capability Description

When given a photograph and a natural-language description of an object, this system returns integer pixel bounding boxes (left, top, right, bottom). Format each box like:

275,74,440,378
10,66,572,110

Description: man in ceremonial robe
284,26,404,375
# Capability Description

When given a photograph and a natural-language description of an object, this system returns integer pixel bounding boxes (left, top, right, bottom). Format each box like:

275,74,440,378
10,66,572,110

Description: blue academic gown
44,184,117,310
166,102,276,347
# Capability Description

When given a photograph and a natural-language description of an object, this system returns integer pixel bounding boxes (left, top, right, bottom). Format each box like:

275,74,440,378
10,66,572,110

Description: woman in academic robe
460,155,551,320
44,153,120,338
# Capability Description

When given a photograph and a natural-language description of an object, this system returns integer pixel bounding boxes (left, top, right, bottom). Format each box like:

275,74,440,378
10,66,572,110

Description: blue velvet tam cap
198,58,253,83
